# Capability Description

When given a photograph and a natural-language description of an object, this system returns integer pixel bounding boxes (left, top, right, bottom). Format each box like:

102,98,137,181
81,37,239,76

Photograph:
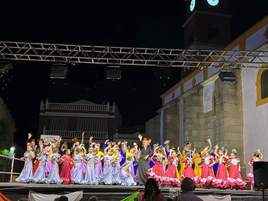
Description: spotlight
105,66,121,80
50,63,68,79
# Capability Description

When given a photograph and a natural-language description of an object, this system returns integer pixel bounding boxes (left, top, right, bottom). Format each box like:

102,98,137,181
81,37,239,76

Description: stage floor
0,183,267,201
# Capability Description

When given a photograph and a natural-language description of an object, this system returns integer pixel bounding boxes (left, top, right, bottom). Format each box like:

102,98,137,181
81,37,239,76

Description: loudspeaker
219,71,236,82
253,161,268,189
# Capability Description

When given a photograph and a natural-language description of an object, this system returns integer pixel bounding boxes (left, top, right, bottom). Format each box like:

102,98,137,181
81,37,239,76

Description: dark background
0,0,267,146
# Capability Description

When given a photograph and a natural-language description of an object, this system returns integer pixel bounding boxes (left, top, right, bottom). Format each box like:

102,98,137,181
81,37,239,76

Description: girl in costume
199,147,215,187
147,146,166,185
33,139,44,175
193,151,202,178
95,143,104,183
31,146,48,183
83,147,98,185
213,147,229,188
120,157,136,186
16,144,35,183
112,146,122,184
71,145,85,184
164,149,180,187
59,149,73,184
227,149,246,189
102,147,114,184
246,149,263,190
46,147,62,184
182,152,198,183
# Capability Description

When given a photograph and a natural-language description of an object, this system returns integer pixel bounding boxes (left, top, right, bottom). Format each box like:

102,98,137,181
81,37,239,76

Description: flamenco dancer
227,149,246,189
246,149,263,190
213,147,229,188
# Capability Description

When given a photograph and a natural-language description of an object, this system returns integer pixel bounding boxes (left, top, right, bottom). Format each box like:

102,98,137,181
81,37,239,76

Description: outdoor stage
0,183,267,201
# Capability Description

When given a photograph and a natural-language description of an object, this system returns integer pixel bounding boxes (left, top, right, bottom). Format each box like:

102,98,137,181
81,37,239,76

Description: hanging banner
29,191,83,201
203,80,215,113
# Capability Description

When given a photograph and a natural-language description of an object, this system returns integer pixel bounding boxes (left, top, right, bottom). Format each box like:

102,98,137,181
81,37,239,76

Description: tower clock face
207,0,220,6
190,0,196,12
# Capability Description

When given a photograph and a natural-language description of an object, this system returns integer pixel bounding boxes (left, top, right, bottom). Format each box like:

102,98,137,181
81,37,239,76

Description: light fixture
105,66,121,80
219,71,236,82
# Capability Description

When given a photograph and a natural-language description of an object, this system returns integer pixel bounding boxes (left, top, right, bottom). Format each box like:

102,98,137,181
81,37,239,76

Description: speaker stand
262,188,265,201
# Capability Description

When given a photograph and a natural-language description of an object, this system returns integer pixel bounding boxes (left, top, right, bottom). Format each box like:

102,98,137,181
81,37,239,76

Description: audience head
144,178,160,200
181,177,196,192
55,196,68,201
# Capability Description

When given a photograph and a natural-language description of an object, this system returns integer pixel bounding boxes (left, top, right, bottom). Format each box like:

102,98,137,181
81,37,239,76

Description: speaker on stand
253,161,268,201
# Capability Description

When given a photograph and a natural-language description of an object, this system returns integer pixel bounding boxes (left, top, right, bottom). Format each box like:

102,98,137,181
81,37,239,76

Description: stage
0,183,267,201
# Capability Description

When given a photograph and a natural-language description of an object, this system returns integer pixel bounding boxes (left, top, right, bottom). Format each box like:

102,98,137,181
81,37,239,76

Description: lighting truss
0,41,268,69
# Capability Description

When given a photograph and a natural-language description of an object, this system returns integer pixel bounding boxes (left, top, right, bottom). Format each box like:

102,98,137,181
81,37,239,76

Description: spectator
138,178,164,201
55,196,68,201
177,177,203,201
79,196,98,201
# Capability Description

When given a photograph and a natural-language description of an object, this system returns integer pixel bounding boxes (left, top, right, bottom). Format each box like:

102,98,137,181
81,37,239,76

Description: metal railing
0,154,24,183
46,103,111,113
43,130,109,140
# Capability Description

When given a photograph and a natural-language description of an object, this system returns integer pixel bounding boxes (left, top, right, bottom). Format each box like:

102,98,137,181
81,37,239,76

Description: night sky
0,0,267,146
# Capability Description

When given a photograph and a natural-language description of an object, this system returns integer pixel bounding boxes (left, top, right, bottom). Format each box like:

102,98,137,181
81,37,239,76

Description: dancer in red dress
147,146,166,184
213,148,229,188
199,147,215,187
246,149,263,190
164,149,180,186
227,149,246,189
59,149,74,184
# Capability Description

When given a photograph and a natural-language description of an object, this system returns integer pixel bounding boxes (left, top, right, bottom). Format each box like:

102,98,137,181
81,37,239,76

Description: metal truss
0,41,268,68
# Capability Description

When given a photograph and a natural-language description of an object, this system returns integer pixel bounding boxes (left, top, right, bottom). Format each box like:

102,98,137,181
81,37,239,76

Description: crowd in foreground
16,132,263,190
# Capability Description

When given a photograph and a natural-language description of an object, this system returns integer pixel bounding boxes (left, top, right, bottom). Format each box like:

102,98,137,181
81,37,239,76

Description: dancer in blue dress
112,147,122,184
83,148,98,185
102,148,113,184
46,148,62,184
31,149,47,183
16,144,35,183
120,158,136,186
71,146,85,184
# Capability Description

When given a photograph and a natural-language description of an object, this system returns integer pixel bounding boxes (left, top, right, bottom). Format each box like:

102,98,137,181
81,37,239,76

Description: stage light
50,64,68,79
105,66,121,80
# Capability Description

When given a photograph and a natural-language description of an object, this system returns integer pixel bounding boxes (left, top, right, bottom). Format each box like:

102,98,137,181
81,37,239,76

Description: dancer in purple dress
16,144,35,183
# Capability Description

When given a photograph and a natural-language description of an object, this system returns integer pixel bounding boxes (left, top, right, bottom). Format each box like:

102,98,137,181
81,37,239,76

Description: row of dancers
147,142,263,189
16,133,263,189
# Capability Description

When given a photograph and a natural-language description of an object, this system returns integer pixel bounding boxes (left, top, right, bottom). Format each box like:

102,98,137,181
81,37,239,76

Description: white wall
242,58,268,162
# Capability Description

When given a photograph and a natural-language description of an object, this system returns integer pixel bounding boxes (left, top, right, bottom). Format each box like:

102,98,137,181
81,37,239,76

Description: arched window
256,66,268,106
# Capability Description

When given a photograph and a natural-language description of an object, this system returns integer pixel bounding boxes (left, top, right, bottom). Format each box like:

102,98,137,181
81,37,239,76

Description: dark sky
0,0,267,146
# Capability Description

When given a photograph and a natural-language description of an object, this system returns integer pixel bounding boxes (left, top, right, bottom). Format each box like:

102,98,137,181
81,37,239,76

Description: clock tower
183,0,231,49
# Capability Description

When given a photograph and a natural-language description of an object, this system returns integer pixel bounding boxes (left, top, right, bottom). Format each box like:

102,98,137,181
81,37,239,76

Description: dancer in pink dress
199,147,215,187
246,149,263,190
227,149,246,189
59,149,73,184
213,148,229,188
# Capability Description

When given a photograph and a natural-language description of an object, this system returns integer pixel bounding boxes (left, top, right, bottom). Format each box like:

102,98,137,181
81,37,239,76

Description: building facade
39,99,122,141
146,16,268,174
